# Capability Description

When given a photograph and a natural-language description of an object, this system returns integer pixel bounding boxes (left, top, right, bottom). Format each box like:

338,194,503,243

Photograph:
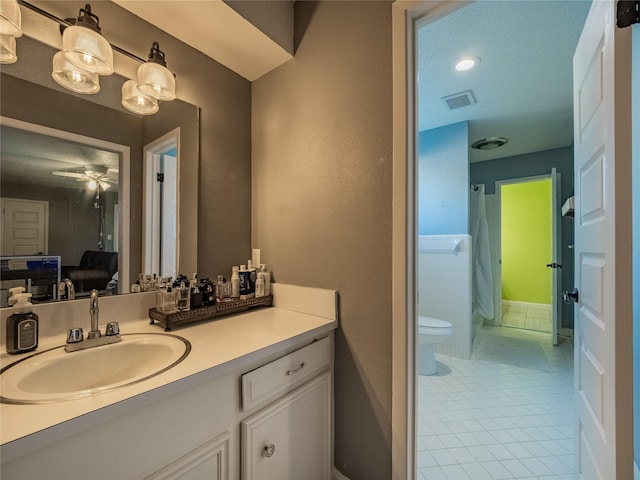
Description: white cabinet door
241,372,331,480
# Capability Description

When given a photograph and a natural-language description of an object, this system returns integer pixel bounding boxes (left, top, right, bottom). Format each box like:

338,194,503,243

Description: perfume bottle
156,286,177,313
175,281,190,311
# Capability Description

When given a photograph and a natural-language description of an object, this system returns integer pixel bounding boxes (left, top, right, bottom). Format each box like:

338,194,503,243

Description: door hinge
617,1,639,28
157,173,164,183
546,262,562,269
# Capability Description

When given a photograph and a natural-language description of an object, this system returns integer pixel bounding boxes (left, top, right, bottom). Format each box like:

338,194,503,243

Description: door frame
392,1,632,478
495,173,561,342
142,128,180,278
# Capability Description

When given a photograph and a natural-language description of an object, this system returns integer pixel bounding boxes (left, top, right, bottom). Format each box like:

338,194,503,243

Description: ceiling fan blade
52,171,85,178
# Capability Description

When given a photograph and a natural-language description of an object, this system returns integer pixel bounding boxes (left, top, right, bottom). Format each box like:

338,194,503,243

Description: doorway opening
495,172,563,345
143,128,179,280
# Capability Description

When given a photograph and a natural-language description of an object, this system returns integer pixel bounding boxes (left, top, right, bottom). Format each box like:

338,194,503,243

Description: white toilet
418,316,454,376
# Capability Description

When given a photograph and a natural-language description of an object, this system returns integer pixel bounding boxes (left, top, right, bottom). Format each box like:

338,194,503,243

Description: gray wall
252,2,393,478
470,146,575,328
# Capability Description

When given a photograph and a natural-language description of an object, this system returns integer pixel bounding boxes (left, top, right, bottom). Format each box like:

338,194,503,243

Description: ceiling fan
51,165,119,190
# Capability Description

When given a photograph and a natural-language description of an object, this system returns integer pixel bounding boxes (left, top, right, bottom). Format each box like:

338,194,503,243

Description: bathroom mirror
0,36,199,305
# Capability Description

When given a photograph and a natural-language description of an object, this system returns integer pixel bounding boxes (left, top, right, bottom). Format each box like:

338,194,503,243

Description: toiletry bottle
260,264,271,296
200,277,215,306
255,272,265,298
239,265,255,300
175,281,191,311
6,293,39,355
190,274,203,309
215,275,225,302
157,286,177,313
231,266,240,298
222,277,231,300
247,260,257,291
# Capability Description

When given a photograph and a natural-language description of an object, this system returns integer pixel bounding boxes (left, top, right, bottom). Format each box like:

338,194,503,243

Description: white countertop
0,284,338,457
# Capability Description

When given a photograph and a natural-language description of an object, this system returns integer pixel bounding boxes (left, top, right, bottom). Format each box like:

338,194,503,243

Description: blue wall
417,121,469,235
632,22,639,473
470,147,575,329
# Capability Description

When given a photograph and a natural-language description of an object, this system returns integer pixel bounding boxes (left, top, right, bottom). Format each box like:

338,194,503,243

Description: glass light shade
62,24,113,75
137,62,176,101
52,51,100,94
87,179,98,191
121,79,159,115
0,34,16,64
0,0,22,37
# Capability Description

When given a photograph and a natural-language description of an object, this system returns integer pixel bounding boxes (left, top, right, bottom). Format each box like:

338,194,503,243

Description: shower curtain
470,184,495,322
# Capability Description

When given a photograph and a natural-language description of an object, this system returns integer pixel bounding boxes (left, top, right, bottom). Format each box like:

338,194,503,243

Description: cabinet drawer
241,337,330,410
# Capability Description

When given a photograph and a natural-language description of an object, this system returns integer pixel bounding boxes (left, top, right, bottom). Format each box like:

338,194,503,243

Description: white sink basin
1,333,191,404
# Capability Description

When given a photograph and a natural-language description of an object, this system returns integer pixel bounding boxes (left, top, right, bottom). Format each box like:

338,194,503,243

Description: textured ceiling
417,0,591,162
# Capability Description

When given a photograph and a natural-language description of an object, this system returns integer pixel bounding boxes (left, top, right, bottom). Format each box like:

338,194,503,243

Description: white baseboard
502,300,551,310
333,467,350,480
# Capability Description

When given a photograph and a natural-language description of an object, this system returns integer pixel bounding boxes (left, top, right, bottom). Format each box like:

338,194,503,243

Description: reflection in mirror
0,36,199,307
0,117,130,306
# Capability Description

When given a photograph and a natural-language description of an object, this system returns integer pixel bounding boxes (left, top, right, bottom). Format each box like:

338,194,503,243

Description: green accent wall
501,179,552,304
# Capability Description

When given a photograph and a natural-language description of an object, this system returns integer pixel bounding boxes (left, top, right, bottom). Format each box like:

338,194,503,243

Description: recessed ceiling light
455,56,480,72
470,137,509,150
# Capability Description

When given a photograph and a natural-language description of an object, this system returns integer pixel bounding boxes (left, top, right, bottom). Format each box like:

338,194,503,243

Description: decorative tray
149,295,273,331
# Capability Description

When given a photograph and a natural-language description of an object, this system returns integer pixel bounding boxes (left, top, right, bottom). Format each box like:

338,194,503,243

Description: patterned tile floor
417,326,575,479
501,303,552,334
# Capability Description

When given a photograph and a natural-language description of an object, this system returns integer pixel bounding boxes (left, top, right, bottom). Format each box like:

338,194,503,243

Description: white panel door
572,1,632,478
1,198,48,255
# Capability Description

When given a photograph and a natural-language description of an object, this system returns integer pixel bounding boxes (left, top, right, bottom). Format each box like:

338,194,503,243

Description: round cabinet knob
263,443,276,458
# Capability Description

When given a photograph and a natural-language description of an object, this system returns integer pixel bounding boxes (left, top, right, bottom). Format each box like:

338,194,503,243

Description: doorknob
563,288,579,304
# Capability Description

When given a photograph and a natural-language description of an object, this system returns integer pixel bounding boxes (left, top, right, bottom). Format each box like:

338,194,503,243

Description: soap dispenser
6,293,39,355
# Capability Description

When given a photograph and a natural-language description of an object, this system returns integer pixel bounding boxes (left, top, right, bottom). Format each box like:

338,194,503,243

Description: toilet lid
418,316,452,328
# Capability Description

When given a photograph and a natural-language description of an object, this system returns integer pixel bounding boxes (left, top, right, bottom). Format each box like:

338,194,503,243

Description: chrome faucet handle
105,322,120,336
67,328,84,344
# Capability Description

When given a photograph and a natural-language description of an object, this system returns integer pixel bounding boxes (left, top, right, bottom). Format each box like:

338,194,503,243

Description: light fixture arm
147,41,167,67
75,4,101,33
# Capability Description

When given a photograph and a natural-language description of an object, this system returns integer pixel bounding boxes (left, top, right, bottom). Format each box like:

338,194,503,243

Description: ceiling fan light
136,42,175,101
121,79,159,115
0,0,22,37
61,4,113,75
87,179,98,191
52,51,100,94
0,34,17,64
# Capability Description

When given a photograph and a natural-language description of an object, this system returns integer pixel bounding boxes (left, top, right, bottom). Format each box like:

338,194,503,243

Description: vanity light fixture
121,79,159,115
0,34,17,64
136,42,176,101
0,0,22,37
12,1,177,115
52,50,100,94
455,56,480,72
61,4,113,75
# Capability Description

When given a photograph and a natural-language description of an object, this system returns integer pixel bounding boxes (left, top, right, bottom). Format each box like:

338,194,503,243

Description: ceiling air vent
442,90,476,110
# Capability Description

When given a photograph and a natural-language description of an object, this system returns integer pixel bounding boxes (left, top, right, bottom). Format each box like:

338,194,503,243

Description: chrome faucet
88,289,101,339
58,279,75,300
65,289,121,352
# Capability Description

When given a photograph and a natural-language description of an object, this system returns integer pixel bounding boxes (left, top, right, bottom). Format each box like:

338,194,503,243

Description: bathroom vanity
0,284,337,479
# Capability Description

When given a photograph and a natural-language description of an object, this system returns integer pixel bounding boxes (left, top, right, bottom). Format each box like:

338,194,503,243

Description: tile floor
417,326,575,480
501,302,552,333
